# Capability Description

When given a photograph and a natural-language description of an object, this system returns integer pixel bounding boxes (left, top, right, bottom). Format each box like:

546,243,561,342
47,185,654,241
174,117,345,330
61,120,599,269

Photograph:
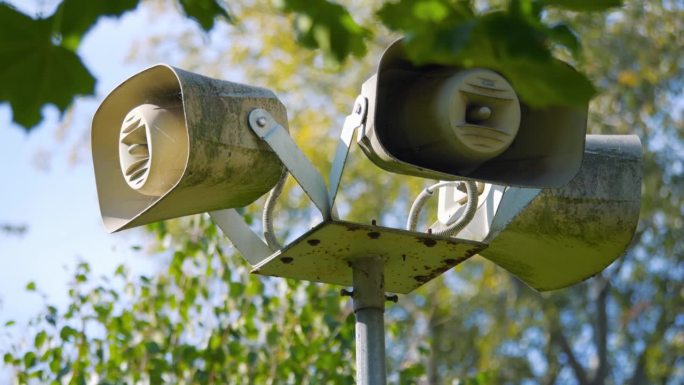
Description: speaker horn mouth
118,103,188,196
446,68,521,162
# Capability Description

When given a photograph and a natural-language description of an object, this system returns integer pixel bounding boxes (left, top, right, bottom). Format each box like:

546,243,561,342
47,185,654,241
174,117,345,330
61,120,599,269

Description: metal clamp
210,102,367,267
328,95,368,209
248,109,332,219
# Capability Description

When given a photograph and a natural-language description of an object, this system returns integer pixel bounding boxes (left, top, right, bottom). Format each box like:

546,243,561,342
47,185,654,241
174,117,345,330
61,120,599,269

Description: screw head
355,103,362,114
256,116,267,128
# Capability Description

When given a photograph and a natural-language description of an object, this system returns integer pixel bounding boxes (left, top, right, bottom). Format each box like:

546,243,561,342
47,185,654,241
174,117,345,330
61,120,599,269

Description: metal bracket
208,105,365,267
328,95,367,209
208,209,272,265
249,109,332,219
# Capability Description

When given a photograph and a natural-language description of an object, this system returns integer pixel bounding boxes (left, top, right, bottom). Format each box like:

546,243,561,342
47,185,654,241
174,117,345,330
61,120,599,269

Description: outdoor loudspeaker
358,39,588,188
438,135,642,291
92,64,288,232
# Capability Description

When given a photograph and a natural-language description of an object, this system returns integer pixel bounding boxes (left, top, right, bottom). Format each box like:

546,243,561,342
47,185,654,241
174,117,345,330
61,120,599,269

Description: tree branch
542,332,561,385
554,328,590,385
590,279,610,385
627,350,646,385
628,295,676,385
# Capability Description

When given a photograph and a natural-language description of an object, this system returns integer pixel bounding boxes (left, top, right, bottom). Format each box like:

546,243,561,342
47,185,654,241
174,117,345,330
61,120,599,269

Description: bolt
466,105,492,123
385,294,399,303
371,219,377,226
355,103,362,114
340,288,354,297
256,116,267,127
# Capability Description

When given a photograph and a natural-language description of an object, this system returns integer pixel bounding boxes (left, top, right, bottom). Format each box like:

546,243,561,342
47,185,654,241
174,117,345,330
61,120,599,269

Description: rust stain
414,259,465,284
417,237,437,247
281,257,294,264
307,239,321,246
367,231,381,239
430,265,451,276
456,256,469,264
414,275,429,283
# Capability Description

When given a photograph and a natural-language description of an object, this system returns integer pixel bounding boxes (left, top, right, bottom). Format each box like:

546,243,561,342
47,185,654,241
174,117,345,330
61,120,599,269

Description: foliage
0,4,96,129
276,0,371,63
3,216,357,384
2,0,621,130
3,0,684,384
0,0,229,129
376,0,618,107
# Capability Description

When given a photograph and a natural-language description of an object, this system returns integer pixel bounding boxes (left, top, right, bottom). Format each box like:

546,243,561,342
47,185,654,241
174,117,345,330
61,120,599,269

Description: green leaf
34,330,48,348
26,281,37,291
177,0,232,31
540,0,623,11
0,5,96,130
412,0,450,22
379,5,595,107
399,362,426,384
464,371,494,384
46,305,58,326
279,0,371,63
49,356,61,374
501,57,596,107
3,353,13,364
114,264,126,277
378,0,472,30
145,341,161,355
59,326,78,341
52,0,140,49
23,351,37,369
547,23,580,55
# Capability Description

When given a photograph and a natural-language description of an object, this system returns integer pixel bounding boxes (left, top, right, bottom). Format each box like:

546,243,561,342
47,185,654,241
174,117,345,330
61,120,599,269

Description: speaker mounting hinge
328,95,368,209
248,108,332,219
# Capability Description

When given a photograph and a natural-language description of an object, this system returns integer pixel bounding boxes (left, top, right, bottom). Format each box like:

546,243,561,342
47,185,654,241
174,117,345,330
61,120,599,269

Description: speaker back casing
438,135,642,291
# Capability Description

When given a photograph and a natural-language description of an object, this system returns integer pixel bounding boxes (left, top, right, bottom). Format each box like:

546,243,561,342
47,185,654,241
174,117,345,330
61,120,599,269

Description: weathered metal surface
251,220,486,294
93,64,286,232
352,257,387,385
480,135,642,291
248,109,331,219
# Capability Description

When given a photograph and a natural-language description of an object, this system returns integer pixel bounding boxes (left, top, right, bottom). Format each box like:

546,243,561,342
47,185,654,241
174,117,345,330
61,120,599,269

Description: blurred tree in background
1,0,682,384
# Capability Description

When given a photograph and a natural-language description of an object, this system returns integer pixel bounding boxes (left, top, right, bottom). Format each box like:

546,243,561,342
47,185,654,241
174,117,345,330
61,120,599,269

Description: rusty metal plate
251,220,486,294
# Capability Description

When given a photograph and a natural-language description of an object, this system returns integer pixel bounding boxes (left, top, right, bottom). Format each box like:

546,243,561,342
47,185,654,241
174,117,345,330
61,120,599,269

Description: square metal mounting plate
251,220,487,294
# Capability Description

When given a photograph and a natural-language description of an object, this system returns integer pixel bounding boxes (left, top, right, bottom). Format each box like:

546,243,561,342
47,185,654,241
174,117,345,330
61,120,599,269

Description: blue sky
0,2,184,329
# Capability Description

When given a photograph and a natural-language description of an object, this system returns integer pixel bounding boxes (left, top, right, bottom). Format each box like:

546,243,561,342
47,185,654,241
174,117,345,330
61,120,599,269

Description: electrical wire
262,171,288,251
406,180,479,237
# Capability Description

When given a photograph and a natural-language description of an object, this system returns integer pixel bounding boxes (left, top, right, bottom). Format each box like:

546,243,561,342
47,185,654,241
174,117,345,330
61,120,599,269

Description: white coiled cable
262,171,288,251
406,180,478,237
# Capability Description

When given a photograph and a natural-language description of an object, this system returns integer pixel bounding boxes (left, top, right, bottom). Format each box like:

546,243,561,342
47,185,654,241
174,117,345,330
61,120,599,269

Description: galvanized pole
351,257,387,385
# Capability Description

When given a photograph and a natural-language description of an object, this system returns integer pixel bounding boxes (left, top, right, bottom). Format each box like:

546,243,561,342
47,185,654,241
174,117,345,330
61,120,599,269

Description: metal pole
352,257,387,385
